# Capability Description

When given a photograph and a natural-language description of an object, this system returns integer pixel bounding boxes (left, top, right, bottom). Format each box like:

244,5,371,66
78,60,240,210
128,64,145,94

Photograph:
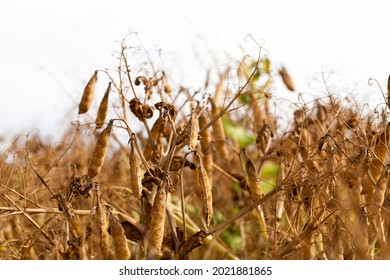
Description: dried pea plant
1,36,390,260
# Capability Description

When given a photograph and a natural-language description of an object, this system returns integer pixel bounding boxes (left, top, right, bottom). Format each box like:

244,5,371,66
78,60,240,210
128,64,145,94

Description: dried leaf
178,230,207,260
129,98,144,121
144,115,167,162
256,123,273,156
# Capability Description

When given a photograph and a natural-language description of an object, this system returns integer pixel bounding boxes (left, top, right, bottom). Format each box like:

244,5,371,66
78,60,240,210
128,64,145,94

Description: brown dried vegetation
1,38,390,260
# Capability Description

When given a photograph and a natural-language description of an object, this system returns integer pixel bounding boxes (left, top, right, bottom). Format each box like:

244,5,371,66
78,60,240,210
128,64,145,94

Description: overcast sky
0,0,389,144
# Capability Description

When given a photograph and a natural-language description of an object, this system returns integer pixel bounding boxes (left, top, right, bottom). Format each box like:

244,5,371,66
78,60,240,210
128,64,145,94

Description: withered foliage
2,39,390,261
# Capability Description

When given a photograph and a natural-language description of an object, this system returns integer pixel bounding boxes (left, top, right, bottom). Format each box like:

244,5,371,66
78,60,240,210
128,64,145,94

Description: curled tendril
267,85,276,95
243,34,269,56
25,128,41,140
368,77,386,107
79,123,95,136
71,120,80,128
269,70,277,79
128,45,142,52
244,33,252,41
368,77,376,87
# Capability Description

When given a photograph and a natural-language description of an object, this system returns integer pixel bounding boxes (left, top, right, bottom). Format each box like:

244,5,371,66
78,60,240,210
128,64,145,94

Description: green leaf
222,117,256,148
263,58,271,74
259,161,278,194
220,226,241,250
239,91,251,104
260,161,279,178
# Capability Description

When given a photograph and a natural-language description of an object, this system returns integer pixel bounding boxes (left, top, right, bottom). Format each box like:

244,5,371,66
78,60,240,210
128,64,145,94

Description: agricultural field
1,39,390,260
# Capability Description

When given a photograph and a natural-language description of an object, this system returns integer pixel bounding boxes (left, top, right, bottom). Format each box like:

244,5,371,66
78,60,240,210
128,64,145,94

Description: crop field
1,38,390,260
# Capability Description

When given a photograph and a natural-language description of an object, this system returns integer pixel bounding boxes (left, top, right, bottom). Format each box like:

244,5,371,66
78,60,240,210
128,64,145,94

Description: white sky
0,0,389,143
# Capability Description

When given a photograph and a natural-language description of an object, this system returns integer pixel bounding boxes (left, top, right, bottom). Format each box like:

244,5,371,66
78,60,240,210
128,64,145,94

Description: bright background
0,0,389,143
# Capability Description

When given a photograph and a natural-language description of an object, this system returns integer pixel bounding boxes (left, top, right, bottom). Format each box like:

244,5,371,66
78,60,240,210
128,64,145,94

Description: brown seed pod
129,134,142,200
370,123,390,181
195,153,213,228
199,112,213,180
279,66,295,92
78,71,98,114
188,109,199,150
387,75,390,109
214,72,226,106
93,191,110,259
252,99,264,133
87,120,113,179
95,82,111,129
146,183,167,259
107,212,131,260
209,98,228,159
244,152,262,201
162,71,172,96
